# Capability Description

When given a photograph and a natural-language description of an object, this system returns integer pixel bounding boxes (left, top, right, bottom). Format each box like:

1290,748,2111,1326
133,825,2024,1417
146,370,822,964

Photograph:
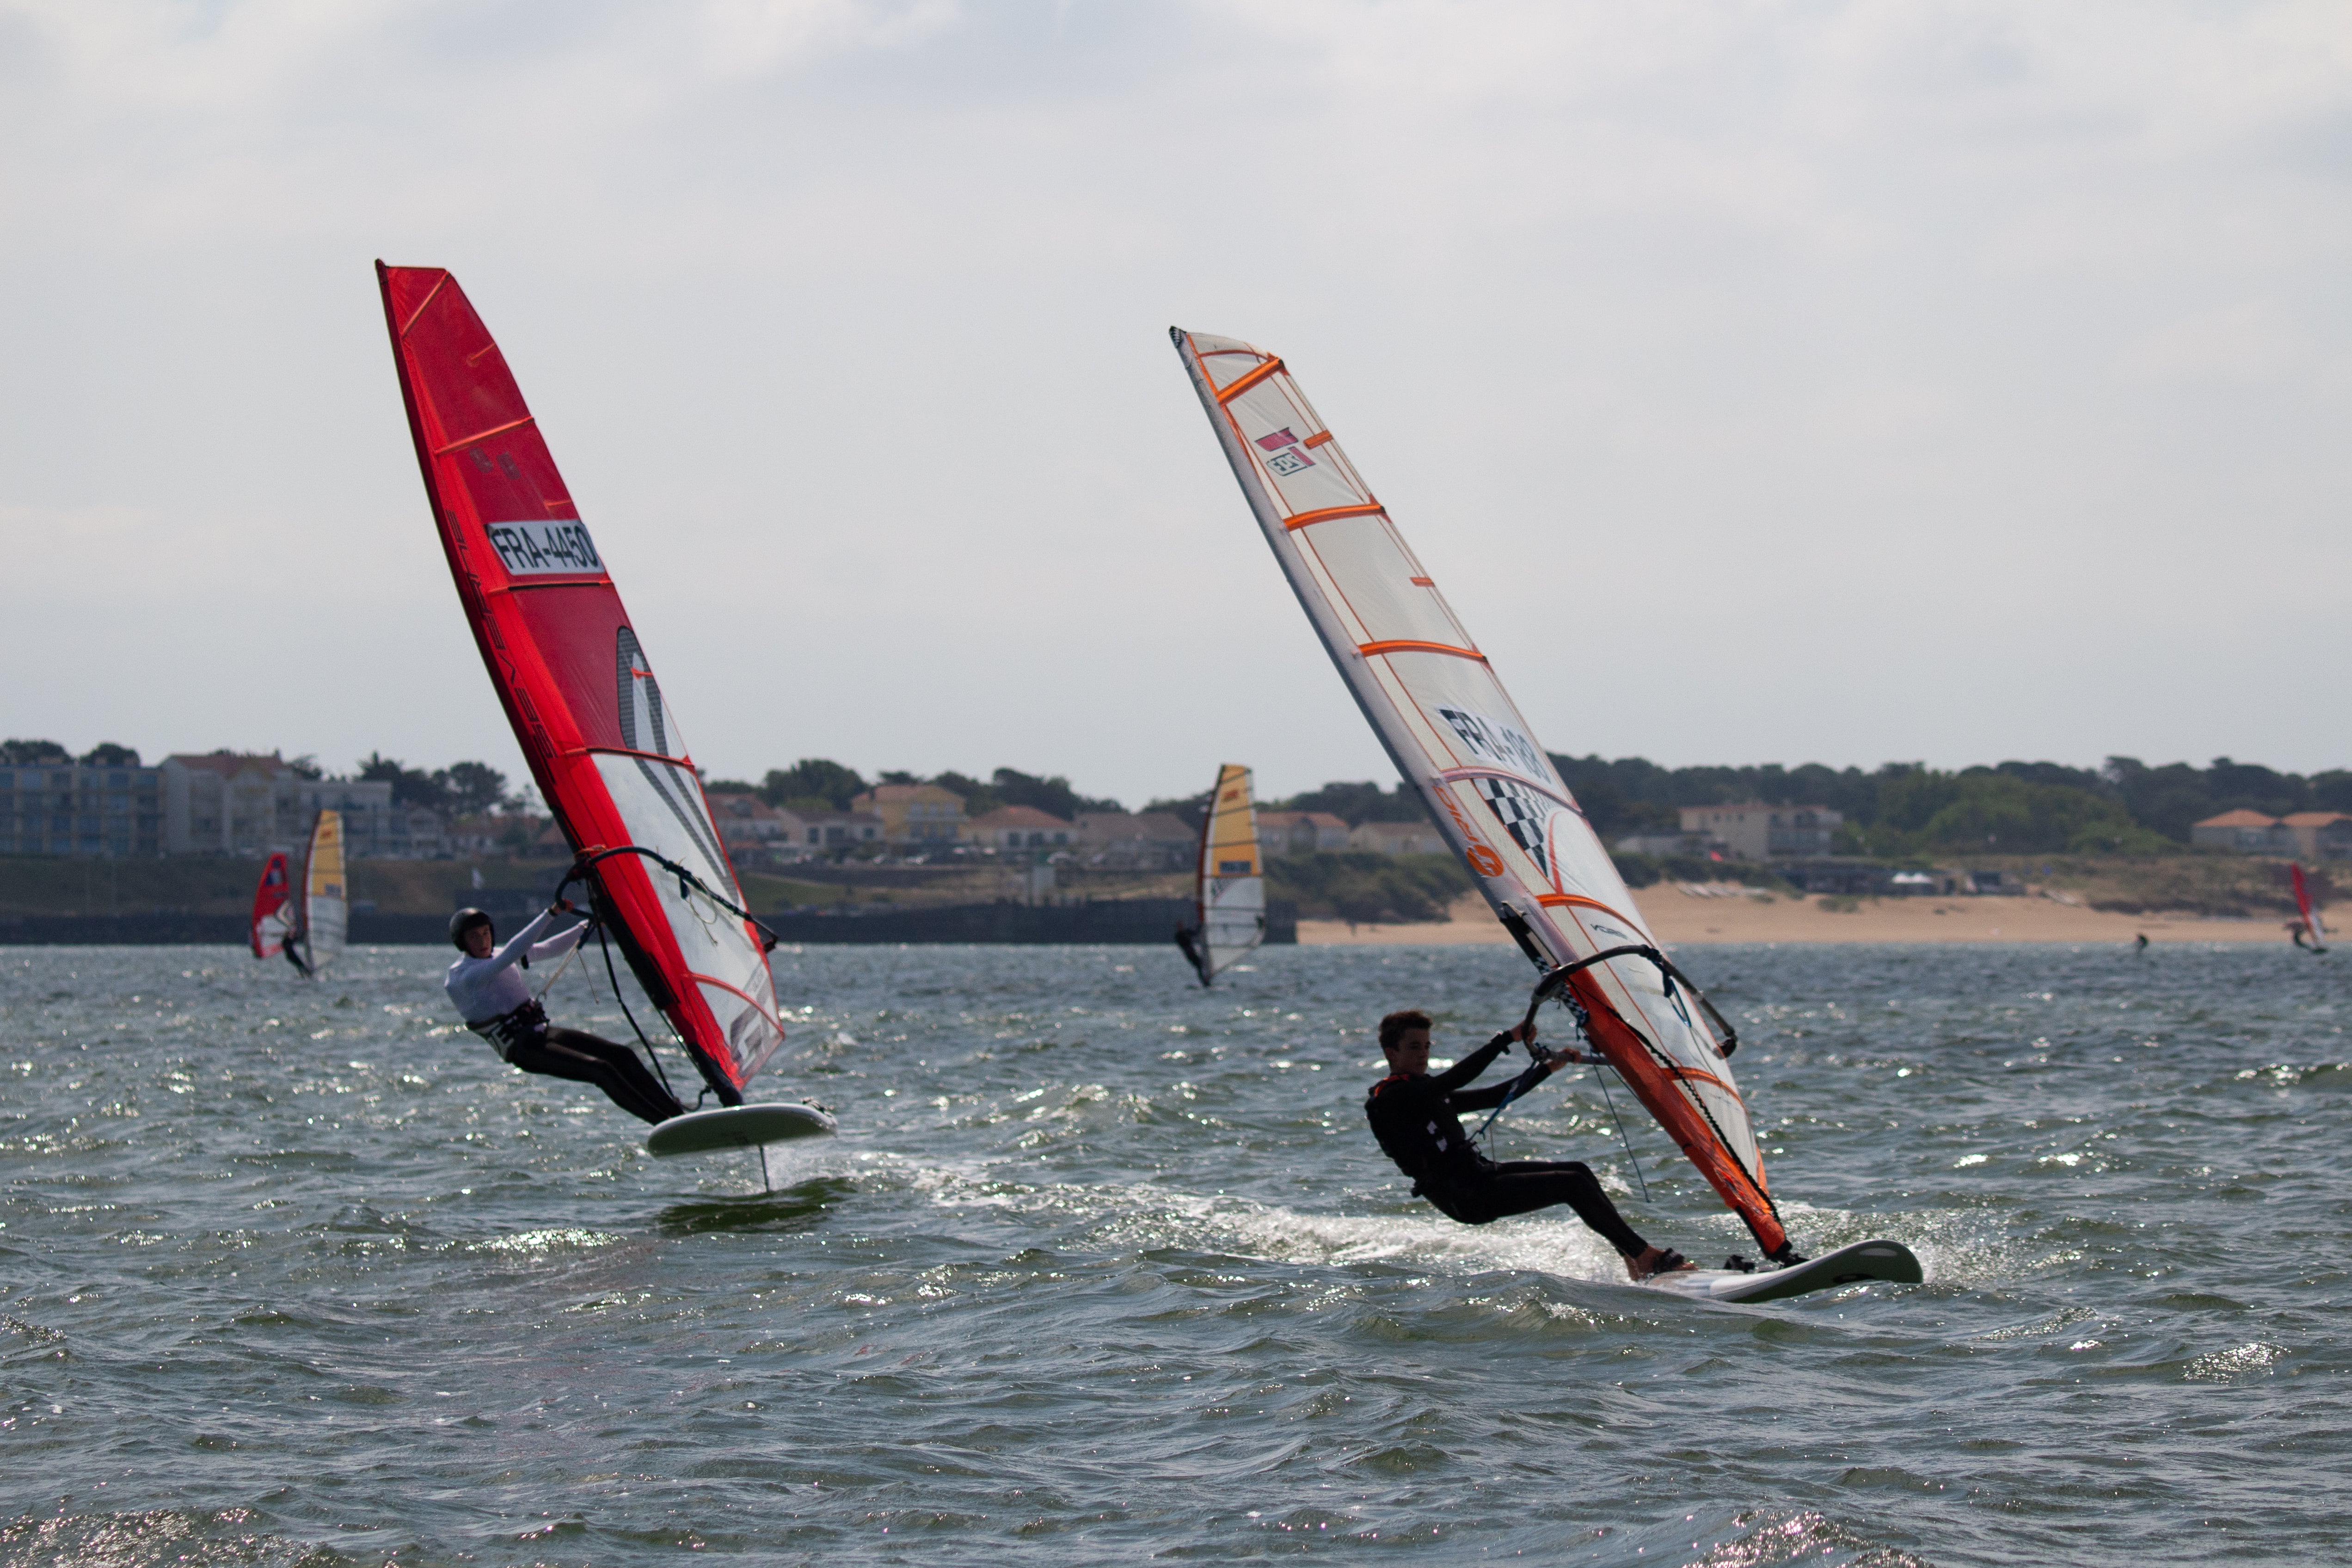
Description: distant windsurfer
2291,920,2321,952
445,905,685,1125
2133,933,2149,954
282,918,311,978
1365,1009,1693,1281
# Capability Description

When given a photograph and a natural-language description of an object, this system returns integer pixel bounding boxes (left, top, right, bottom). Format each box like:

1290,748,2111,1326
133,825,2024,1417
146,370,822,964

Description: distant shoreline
1297,888,2314,946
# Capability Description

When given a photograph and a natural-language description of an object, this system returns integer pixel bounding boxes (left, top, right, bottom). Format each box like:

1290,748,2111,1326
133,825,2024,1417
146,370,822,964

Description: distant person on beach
444,904,684,1125
1364,1008,1692,1281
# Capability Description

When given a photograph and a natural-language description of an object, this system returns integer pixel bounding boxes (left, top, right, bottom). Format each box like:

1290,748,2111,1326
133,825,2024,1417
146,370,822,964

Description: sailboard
1173,327,1812,1265
1647,1238,1924,1304
2291,863,2328,953
1175,763,1266,985
249,851,292,959
376,263,810,1140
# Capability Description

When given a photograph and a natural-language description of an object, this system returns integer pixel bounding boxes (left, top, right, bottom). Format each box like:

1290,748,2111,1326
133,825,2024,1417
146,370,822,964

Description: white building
0,757,164,856
1676,803,1841,861
163,753,441,857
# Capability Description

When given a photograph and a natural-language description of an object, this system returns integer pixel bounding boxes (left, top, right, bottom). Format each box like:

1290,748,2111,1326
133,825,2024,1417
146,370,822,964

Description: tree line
702,752,2352,857
1240,755,2352,857
20,733,2341,860
702,761,1122,825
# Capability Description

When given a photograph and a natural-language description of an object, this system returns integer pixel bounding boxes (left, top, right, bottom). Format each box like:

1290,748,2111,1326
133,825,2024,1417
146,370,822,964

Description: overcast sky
5,0,2347,807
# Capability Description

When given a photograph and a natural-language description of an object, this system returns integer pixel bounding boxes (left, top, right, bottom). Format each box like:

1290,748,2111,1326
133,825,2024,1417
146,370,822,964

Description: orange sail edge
1571,977,1788,1259
375,262,785,1107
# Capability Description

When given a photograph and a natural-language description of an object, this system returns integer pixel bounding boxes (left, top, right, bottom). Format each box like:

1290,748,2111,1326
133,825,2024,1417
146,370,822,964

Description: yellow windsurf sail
292,810,347,975
1178,764,1265,985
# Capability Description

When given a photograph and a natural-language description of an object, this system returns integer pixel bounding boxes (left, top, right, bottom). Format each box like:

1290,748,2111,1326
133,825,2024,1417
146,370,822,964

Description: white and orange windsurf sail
1173,328,1793,1261
2291,863,2328,953
376,263,784,1105
1178,763,1265,985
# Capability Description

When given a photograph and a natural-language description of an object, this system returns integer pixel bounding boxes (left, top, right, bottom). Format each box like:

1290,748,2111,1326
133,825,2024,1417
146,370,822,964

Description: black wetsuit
475,1000,683,1126
1365,1031,1649,1258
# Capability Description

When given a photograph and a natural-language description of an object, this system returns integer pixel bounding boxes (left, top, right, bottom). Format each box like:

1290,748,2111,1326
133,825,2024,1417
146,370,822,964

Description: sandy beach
1296,885,2312,947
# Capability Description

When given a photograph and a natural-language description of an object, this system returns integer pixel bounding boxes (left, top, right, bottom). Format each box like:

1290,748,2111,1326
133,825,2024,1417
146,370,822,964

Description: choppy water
1,940,2346,1565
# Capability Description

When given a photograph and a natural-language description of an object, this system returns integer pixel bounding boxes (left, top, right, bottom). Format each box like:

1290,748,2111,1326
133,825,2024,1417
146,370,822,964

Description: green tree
1,739,70,766
436,761,512,817
932,771,1003,817
759,759,867,810
987,767,1119,820
357,753,449,812
1271,780,1424,825
77,742,141,767
1264,852,1470,923
1916,774,2135,854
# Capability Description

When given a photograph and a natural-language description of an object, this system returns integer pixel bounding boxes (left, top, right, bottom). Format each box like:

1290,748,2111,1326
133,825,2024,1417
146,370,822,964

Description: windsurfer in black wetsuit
1364,1008,1692,1281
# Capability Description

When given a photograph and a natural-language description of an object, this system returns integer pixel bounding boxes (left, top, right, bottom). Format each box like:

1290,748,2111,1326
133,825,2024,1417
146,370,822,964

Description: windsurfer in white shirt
444,905,685,1124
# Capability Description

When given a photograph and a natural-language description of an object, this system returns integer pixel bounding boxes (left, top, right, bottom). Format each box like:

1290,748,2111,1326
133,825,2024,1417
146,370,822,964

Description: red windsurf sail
2291,863,2328,953
375,263,785,1104
249,851,291,959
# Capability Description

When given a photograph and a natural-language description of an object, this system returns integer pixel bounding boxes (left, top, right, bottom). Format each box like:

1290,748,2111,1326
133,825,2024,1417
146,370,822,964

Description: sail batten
377,262,784,1103
1173,326,1788,1257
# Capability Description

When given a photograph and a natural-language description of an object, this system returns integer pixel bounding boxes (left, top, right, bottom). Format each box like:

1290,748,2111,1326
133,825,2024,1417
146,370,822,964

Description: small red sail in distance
375,263,785,1103
249,851,290,959
2291,863,2328,951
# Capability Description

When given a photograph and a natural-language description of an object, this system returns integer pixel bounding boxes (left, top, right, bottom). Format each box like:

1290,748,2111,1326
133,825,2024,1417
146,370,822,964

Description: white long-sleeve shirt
443,908,587,1026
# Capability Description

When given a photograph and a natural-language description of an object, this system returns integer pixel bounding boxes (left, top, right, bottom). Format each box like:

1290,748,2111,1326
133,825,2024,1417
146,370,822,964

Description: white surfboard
646,1101,836,1159
1646,1238,1922,1304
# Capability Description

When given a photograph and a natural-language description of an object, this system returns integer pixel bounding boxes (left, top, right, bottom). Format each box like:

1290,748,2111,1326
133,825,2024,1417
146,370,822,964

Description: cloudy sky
4,0,2347,806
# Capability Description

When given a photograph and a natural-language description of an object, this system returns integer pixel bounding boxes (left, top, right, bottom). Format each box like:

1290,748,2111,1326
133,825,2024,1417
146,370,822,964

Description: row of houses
0,752,443,860
1618,802,2352,863
1615,804,1844,861
705,786,1450,869
2189,811,2352,860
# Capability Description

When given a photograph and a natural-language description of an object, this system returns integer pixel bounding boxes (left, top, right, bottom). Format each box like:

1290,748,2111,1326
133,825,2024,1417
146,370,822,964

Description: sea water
0,941,2345,1565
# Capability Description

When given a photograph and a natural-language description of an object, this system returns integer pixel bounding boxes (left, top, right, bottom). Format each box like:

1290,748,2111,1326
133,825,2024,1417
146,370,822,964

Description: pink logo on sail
1256,428,1298,451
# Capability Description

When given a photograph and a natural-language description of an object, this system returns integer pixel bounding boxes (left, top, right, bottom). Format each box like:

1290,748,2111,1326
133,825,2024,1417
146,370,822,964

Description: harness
467,997,550,1062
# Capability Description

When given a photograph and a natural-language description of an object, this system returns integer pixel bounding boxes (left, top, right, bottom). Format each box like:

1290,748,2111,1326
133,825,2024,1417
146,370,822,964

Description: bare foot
1627,1246,1695,1282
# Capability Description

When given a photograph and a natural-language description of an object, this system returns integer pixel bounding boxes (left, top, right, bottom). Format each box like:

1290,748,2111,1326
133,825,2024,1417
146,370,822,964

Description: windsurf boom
1172,328,1796,1261
376,263,785,1106
1176,763,1265,985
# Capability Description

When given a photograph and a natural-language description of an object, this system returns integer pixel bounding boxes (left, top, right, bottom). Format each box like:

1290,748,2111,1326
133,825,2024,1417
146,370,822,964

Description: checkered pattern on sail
1475,776,1554,880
